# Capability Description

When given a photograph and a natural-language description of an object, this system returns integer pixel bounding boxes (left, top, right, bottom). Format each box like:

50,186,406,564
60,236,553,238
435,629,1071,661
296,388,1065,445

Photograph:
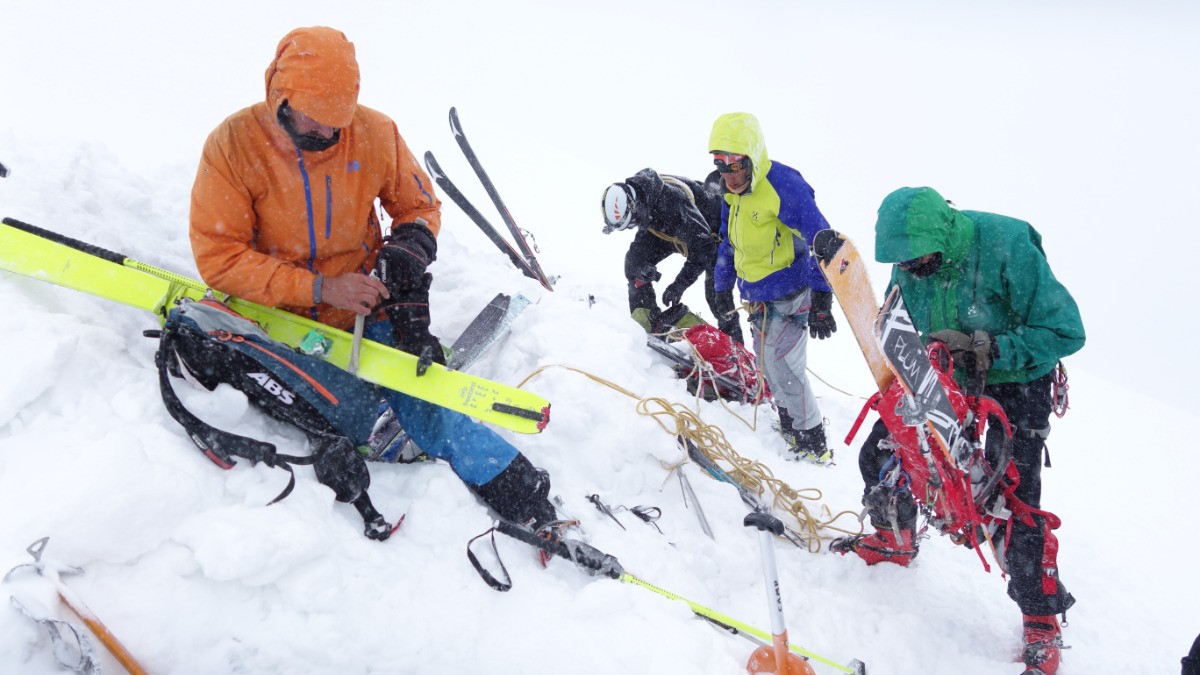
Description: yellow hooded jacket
708,112,831,302
190,26,441,331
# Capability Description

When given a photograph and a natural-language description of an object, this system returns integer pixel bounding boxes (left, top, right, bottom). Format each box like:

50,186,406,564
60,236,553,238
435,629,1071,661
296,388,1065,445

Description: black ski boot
472,453,558,530
779,409,833,464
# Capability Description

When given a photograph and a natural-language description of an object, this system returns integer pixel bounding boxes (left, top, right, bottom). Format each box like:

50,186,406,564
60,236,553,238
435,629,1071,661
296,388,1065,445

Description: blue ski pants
366,319,517,486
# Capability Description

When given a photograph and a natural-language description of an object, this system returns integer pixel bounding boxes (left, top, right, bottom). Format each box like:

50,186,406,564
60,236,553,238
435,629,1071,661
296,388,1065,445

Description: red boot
835,527,918,566
1021,614,1063,674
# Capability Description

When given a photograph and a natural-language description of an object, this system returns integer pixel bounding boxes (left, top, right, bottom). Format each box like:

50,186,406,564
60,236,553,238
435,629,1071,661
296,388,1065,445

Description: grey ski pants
748,288,822,433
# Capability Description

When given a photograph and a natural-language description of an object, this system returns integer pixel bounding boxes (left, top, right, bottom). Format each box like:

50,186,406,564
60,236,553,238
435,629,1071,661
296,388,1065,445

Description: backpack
148,298,395,539
679,323,766,403
847,343,1064,579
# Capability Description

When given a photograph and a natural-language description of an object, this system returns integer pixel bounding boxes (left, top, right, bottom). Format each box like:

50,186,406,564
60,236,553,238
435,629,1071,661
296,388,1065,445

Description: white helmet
601,183,638,234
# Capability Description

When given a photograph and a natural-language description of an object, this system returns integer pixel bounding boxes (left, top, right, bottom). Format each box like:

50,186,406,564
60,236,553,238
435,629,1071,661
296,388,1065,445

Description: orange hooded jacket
190,26,441,331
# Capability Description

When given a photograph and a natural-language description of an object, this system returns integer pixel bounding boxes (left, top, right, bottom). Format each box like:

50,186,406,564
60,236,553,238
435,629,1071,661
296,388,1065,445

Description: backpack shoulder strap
152,324,313,504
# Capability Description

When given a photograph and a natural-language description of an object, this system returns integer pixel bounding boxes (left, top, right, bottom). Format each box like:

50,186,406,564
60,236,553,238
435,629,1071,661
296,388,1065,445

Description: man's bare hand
322,273,389,315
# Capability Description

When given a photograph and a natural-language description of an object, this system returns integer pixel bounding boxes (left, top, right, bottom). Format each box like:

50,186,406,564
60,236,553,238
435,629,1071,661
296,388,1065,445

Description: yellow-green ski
0,218,549,433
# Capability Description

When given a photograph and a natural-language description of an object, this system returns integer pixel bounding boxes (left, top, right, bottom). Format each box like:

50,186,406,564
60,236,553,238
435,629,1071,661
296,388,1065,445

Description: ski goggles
713,153,748,173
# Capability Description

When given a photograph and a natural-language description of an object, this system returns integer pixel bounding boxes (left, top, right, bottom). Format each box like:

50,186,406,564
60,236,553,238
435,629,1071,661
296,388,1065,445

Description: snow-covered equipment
836,288,1066,586
5,537,147,674
466,518,866,674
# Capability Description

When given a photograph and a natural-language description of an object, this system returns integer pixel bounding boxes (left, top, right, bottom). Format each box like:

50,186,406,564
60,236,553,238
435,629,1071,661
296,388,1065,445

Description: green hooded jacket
874,187,1085,385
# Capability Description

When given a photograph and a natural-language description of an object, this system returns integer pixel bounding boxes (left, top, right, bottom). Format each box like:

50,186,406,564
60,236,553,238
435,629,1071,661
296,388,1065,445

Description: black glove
808,291,837,340
633,262,661,286
662,280,686,307
376,222,437,293
382,272,445,376
929,329,994,374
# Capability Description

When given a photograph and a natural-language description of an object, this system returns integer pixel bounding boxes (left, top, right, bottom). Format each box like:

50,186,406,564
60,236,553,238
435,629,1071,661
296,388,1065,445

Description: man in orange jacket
190,26,558,536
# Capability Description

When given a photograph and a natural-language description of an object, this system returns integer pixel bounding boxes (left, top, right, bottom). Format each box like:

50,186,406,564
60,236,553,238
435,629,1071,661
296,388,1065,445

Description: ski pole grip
744,511,785,536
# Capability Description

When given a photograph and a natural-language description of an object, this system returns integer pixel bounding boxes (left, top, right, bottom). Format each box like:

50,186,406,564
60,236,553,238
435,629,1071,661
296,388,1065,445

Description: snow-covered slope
3,2,1200,673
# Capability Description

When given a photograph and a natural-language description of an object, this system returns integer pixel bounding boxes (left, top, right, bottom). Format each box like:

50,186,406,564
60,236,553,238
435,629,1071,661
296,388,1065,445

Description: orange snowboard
812,229,894,393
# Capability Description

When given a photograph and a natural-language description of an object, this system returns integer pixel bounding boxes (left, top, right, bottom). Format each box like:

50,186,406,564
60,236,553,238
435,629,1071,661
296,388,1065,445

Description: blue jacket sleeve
774,169,832,292
713,201,735,292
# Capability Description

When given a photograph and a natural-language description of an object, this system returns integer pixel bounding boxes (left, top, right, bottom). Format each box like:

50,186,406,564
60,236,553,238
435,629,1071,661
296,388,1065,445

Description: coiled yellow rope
515,364,863,552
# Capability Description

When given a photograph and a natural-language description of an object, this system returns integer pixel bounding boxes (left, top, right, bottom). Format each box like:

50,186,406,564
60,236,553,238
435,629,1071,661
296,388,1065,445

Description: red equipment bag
679,324,767,404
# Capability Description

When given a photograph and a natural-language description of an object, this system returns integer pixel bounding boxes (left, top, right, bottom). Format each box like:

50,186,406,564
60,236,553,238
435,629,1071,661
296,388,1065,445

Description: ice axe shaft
7,538,148,675
55,580,148,675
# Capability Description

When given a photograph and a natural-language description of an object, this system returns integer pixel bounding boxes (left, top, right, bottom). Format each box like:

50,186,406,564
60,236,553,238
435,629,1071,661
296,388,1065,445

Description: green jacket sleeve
989,231,1085,378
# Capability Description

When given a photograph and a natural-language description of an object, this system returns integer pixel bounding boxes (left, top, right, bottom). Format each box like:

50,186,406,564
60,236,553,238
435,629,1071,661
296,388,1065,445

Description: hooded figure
844,186,1085,675
707,112,836,462
187,27,560,542
708,112,831,302
875,186,1084,386
191,26,441,331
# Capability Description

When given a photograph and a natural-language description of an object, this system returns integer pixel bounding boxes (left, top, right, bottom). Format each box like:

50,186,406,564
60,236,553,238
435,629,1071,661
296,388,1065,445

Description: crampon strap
467,526,514,591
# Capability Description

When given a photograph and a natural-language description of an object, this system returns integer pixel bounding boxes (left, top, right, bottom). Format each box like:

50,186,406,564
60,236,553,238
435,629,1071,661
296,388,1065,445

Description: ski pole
487,521,864,673
744,512,815,675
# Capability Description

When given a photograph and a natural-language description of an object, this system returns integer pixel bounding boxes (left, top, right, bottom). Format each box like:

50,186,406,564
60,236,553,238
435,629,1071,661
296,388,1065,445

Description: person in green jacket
843,187,1084,675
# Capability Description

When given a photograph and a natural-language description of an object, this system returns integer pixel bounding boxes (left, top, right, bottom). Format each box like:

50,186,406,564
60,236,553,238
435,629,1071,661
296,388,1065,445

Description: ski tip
423,151,441,177
537,406,551,431
811,229,844,267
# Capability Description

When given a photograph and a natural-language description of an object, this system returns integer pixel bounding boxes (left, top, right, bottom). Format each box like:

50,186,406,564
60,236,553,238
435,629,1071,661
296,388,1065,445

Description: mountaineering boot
831,484,922,564
778,408,832,464
650,302,705,335
788,424,833,465
351,493,403,542
846,525,919,567
472,453,558,530
1020,614,1063,674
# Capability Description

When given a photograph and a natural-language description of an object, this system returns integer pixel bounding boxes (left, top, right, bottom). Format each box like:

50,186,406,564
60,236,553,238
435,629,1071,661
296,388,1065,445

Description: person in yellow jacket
708,112,837,462
189,26,559,538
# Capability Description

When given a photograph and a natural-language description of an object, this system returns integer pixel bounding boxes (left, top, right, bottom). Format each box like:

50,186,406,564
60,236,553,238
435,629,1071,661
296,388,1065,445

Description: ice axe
5,537,148,675
744,512,815,675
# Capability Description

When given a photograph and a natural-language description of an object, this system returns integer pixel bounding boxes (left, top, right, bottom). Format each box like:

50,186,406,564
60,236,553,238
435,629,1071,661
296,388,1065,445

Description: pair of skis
424,108,554,291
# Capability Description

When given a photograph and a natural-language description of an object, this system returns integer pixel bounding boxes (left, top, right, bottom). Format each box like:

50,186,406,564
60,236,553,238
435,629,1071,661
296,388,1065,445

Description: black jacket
625,168,723,291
